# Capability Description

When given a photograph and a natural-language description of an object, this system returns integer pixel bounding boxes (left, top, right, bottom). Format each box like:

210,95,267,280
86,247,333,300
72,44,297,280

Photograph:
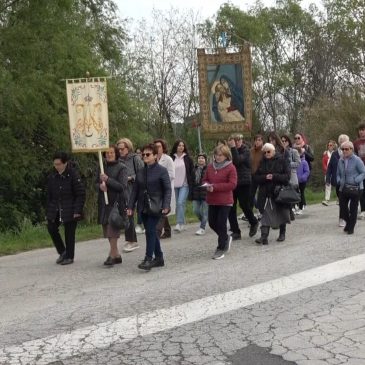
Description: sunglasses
142,153,152,157
281,139,287,143
264,151,272,154
341,148,351,151
294,136,301,140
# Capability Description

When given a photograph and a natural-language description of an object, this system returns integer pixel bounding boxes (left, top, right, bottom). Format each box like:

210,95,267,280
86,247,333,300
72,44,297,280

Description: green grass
0,187,331,256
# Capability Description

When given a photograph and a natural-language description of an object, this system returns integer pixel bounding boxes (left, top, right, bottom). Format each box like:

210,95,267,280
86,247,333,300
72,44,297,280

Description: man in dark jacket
46,151,86,265
227,134,259,239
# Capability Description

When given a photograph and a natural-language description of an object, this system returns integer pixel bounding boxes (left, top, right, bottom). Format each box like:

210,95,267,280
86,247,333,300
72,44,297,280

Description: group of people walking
46,125,365,270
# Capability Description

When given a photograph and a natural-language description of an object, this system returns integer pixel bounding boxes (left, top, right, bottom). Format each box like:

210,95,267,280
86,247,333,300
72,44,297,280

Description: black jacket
96,160,128,225
325,149,340,187
46,164,86,223
191,165,207,201
171,154,195,188
253,155,290,212
230,145,252,185
128,163,172,215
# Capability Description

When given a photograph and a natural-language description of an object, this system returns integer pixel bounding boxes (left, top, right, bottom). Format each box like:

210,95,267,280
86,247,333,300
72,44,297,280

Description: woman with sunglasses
254,143,291,244
336,141,365,234
322,140,336,206
127,143,172,270
293,133,314,170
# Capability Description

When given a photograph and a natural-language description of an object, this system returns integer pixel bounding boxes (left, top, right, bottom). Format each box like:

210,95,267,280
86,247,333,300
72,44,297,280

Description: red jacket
203,162,237,205
322,151,331,174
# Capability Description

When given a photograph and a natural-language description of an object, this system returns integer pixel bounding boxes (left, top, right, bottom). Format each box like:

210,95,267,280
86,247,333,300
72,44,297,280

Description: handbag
108,198,130,230
274,185,301,205
342,184,359,198
142,167,162,217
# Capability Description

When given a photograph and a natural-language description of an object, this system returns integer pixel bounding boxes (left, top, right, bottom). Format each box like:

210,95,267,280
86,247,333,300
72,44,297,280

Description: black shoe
113,255,122,264
344,225,349,232
231,232,241,240
150,257,165,268
347,229,354,235
255,237,268,245
249,223,259,237
138,257,153,270
104,256,114,266
56,252,66,264
277,234,285,242
60,258,74,265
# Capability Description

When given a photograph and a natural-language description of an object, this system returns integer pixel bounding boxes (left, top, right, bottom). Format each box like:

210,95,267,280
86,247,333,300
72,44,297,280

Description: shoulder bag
274,185,301,205
143,167,162,217
108,195,130,230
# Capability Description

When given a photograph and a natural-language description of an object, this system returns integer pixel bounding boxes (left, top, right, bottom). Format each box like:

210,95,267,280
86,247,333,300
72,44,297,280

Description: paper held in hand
200,183,213,188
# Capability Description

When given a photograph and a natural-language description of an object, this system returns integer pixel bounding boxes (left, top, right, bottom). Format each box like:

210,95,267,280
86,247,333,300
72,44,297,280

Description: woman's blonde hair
214,144,232,160
117,137,134,152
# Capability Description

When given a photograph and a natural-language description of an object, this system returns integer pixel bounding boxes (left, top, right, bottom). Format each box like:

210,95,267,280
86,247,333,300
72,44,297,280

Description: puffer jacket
46,164,86,223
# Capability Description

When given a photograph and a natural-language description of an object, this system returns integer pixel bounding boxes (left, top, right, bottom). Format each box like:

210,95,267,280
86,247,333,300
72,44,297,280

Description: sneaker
359,212,365,220
160,232,171,239
249,223,259,237
174,224,182,232
212,249,225,260
296,209,303,215
338,219,346,227
135,224,145,234
238,213,245,219
195,228,205,235
123,242,139,252
322,200,329,206
224,236,232,252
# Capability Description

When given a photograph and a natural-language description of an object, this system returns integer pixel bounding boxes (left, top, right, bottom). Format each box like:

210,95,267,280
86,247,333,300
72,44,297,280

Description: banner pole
98,151,109,205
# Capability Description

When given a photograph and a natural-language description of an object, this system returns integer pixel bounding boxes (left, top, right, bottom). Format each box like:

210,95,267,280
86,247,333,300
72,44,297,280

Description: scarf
213,160,232,171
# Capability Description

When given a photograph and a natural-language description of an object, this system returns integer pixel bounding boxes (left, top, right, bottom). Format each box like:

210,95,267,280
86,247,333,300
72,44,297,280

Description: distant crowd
46,124,365,269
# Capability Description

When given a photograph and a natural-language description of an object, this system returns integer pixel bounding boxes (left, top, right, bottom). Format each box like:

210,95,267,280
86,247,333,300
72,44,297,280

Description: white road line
2,254,365,365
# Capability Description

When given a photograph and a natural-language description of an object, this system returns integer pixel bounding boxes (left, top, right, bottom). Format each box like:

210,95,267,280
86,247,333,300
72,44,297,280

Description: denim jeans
192,200,208,229
175,185,189,225
142,213,163,259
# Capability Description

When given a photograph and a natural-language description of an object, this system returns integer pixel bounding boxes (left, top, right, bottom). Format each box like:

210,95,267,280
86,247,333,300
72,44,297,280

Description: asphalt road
1,202,365,365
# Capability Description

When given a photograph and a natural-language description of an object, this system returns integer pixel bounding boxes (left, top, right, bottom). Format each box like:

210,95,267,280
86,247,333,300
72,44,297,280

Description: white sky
116,0,318,21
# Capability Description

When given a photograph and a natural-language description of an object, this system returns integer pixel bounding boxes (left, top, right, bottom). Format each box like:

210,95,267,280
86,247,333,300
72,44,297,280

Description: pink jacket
203,162,237,205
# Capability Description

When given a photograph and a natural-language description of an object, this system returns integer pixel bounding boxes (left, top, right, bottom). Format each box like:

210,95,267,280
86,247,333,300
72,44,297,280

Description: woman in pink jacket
202,144,237,260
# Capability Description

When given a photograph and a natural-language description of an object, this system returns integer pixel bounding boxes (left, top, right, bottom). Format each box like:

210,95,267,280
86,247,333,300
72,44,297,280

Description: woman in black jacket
46,151,86,265
127,143,172,271
254,143,291,245
97,146,128,266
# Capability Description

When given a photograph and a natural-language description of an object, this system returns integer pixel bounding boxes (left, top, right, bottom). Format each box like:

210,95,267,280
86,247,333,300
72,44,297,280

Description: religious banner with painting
66,78,109,152
197,46,253,139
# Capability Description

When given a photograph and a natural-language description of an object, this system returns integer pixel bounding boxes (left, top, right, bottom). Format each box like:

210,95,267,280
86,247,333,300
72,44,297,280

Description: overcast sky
115,0,318,21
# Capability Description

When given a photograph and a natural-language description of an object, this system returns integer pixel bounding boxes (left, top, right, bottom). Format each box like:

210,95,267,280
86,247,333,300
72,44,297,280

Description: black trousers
47,219,78,259
339,192,360,231
229,184,258,234
298,182,307,209
125,216,137,242
156,215,171,237
208,205,231,250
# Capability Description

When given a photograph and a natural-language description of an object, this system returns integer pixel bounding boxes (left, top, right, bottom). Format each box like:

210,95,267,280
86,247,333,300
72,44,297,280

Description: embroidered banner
66,80,109,152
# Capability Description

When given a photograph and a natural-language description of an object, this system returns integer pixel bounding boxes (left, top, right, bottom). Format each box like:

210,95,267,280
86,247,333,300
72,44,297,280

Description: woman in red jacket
202,144,237,260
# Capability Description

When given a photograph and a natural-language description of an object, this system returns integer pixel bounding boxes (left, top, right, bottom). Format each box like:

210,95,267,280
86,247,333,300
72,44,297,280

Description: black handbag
142,167,162,217
274,185,301,205
342,184,359,198
108,198,130,230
